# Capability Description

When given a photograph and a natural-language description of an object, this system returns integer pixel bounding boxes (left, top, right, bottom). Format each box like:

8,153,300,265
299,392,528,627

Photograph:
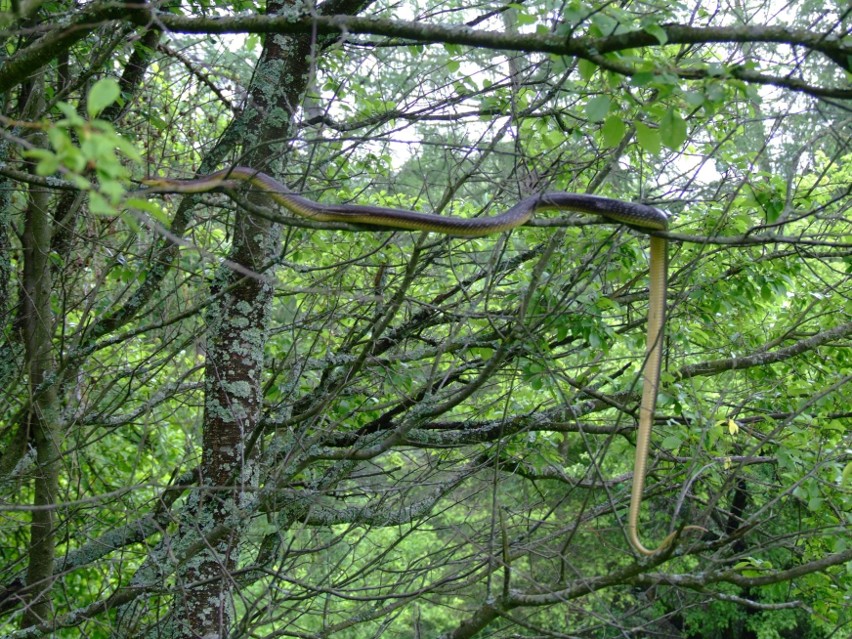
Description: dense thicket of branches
1,1,850,638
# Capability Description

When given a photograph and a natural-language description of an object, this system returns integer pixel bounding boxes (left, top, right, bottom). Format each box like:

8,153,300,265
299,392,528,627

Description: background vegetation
1,0,850,637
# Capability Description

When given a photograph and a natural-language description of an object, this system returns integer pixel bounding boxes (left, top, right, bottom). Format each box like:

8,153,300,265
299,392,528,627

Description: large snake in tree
143,166,678,556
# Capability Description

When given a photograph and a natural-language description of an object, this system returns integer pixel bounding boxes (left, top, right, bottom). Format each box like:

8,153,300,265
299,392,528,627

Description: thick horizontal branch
0,3,131,93
636,546,852,589
1,4,849,96
504,545,852,611
582,48,852,99
261,472,468,526
152,12,852,98
676,321,852,379
148,11,850,69
440,547,673,637
662,229,852,249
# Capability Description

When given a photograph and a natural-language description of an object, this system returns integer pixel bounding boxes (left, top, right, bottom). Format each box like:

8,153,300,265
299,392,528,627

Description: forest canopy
1,0,850,638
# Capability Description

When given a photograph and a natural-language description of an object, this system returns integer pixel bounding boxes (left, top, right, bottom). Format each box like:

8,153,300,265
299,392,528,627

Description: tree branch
636,546,852,589
675,322,852,380
146,13,852,97
4,5,848,98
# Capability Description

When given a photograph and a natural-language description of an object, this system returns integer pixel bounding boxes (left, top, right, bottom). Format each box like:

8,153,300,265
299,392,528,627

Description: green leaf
630,72,656,87
24,149,59,176
47,126,73,152
602,115,625,147
126,198,170,225
644,24,668,45
98,178,126,202
841,462,852,486
443,42,462,56
470,347,494,361
661,435,682,450
55,101,85,127
545,128,564,148
660,107,687,149
635,121,660,154
586,95,611,122
578,59,597,80
112,134,143,164
89,191,116,216
683,90,705,107
509,4,537,26
87,77,121,118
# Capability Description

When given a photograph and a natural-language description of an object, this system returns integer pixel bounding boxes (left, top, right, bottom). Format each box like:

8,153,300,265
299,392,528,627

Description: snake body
143,166,671,556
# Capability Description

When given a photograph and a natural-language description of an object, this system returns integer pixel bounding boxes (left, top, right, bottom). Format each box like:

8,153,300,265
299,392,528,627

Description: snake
143,166,673,556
